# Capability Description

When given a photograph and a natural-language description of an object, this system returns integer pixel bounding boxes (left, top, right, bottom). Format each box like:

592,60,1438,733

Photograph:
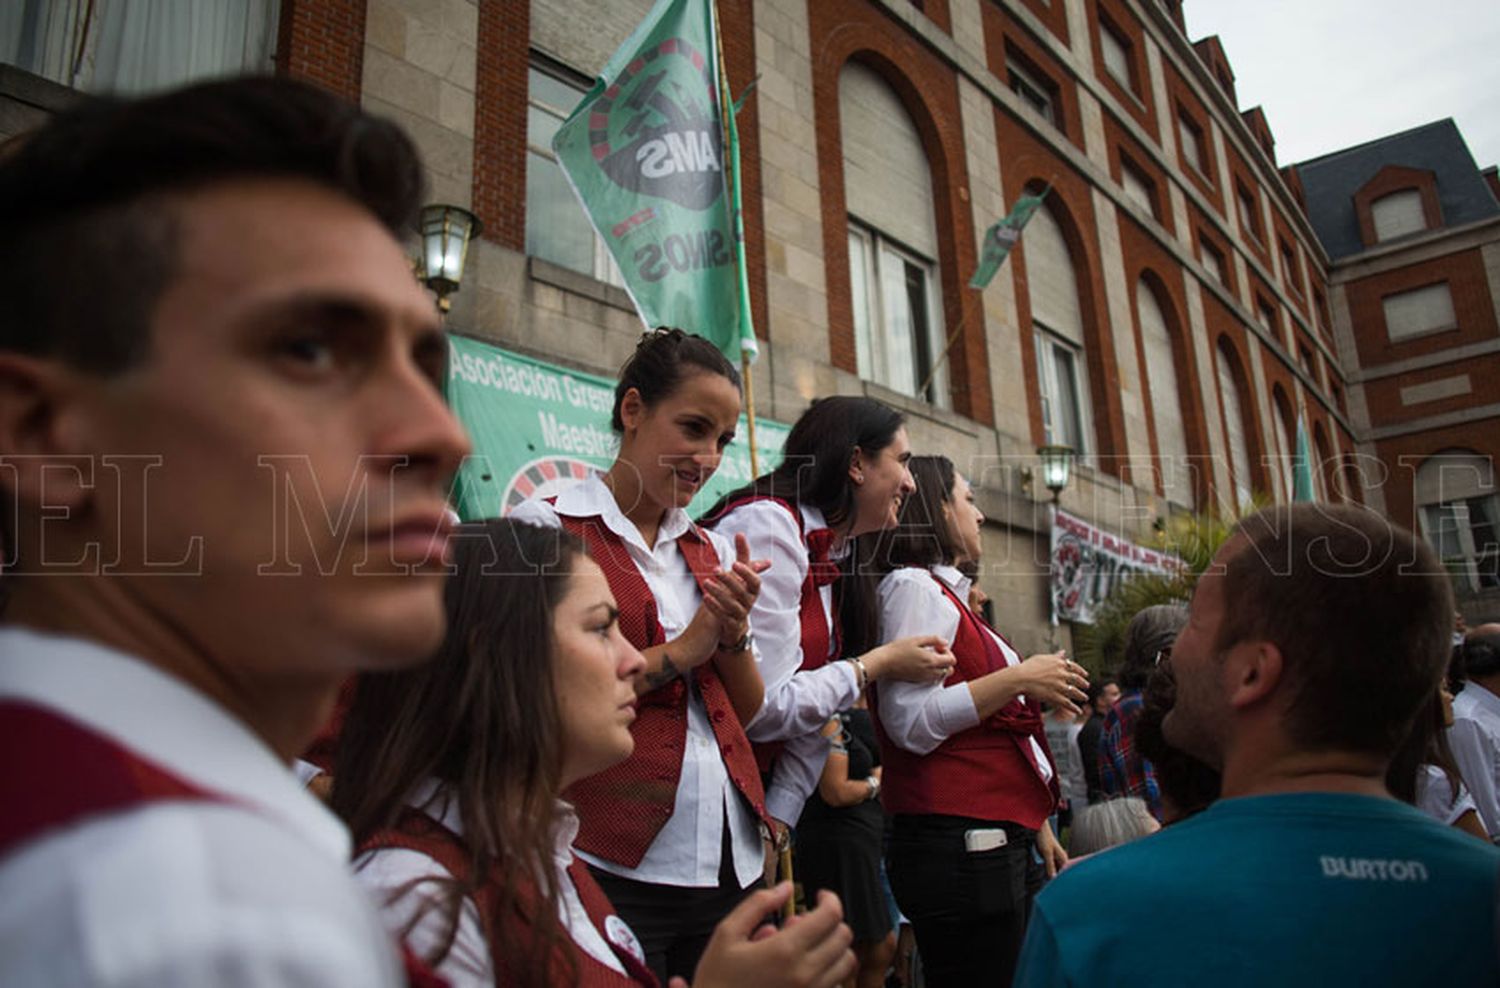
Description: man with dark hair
1076,673,1119,803
1449,624,1500,840
1097,605,1185,818
0,78,470,984
1015,504,1500,985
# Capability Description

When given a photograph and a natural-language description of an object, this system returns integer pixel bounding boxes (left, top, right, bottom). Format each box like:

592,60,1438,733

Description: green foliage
1070,499,1262,674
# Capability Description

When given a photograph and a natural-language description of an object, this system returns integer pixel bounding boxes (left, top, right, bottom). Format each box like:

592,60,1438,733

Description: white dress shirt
710,498,861,824
356,784,643,988
1448,682,1500,840
875,565,1053,783
510,474,762,887
0,627,402,987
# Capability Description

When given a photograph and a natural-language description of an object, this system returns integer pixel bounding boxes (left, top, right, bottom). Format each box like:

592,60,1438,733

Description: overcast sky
1184,0,1500,171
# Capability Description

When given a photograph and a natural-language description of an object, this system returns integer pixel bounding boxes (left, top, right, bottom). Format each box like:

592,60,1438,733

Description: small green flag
1292,414,1316,502
551,0,753,363
969,185,1051,290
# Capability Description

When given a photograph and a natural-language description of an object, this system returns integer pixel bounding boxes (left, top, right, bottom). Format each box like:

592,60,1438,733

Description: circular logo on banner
500,457,599,515
588,38,723,210
604,914,646,964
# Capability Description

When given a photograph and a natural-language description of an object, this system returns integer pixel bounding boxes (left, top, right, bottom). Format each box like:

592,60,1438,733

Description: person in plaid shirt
1097,606,1187,820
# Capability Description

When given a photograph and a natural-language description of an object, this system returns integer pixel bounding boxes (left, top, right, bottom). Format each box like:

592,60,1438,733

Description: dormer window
1371,189,1427,241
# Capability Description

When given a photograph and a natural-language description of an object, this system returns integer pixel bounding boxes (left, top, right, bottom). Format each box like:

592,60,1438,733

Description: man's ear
0,353,96,512
1224,639,1284,712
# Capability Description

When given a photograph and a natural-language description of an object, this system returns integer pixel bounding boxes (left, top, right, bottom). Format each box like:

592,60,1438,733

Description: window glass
526,65,623,285
1,0,280,93
1100,23,1133,91
1372,189,1426,241
1382,283,1456,342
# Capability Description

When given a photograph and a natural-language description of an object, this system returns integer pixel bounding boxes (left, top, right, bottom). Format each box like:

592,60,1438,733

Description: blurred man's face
73,177,469,685
1162,537,1242,767
1095,683,1121,714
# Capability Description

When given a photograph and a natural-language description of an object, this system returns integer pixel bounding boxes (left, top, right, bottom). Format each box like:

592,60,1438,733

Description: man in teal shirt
1015,503,1500,986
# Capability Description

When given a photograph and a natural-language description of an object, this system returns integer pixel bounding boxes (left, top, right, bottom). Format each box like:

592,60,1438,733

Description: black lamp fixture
417,203,482,314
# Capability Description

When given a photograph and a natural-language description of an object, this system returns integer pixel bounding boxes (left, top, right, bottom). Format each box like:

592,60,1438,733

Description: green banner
551,0,753,364
969,185,1051,290
447,334,787,520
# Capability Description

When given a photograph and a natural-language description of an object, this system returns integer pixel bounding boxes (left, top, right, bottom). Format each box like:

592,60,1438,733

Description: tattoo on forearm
644,653,681,690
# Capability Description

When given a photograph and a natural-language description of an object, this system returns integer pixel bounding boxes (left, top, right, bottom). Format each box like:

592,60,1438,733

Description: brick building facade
3,0,1495,642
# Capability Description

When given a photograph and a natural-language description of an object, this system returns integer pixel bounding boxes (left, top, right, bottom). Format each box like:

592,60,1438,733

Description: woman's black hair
1386,686,1463,807
879,455,959,569
702,396,905,661
611,328,741,433
1119,604,1187,690
701,395,905,531
1134,664,1221,822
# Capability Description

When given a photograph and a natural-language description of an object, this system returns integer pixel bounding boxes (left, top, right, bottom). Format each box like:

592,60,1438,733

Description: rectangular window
1236,182,1263,244
1382,282,1457,342
1007,52,1060,130
1178,113,1207,177
1200,239,1225,286
1423,497,1500,591
1280,240,1302,295
1,0,280,93
1035,328,1090,455
1372,189,1427,241
526,65,623,286
1120,155,1157,219
1099,20,1134,93
849,223,949,407
1256,299,1276,332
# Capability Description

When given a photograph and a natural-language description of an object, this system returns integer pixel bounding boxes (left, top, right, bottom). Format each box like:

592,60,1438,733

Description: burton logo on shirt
1319,856,1429,882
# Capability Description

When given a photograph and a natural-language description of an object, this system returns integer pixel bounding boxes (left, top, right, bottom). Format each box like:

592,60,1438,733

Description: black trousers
588,825,754,984
886,814,1042,988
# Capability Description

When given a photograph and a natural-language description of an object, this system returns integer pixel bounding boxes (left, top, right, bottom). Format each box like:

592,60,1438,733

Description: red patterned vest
554,511,771,865
0,699,448,988
364,810,658,987
872,572,1060,830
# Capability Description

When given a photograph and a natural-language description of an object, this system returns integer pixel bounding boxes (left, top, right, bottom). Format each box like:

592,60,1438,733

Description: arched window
1271,387,1296,503
1312,423,1332,502
1216,341,1254,511
1136,278,1191,507
841,62,948,407
1415,450,1499,592
1027,203,1092,455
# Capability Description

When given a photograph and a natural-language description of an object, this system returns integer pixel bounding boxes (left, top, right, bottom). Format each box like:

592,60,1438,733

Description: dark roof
1293,119,1500,261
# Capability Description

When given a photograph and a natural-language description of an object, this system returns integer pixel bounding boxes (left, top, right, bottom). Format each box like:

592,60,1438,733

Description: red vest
365,810,658,987
555,512,771,865
872,572,1059,830
0,699,448,988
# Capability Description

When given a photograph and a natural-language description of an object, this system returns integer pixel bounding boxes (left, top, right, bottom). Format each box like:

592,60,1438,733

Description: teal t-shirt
1015,793,1500,987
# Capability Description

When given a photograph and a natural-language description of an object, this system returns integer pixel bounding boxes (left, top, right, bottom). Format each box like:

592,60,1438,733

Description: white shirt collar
413,779,578,872
929,563,972,600
553,473,694,552
0,626,350,861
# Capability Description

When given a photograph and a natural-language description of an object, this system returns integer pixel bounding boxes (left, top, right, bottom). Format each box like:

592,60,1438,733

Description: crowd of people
1,76,1497,988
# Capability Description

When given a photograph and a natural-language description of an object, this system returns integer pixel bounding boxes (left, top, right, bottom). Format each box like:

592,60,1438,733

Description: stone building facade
3,0,1494,644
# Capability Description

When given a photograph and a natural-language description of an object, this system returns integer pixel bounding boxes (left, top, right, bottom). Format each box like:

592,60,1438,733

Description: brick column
276,0,367,103
472,0,529,249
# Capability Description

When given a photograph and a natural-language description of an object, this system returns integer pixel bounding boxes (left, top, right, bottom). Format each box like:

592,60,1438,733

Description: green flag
551,0,753,363
1292,413,1316,502
969,185,1051,289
